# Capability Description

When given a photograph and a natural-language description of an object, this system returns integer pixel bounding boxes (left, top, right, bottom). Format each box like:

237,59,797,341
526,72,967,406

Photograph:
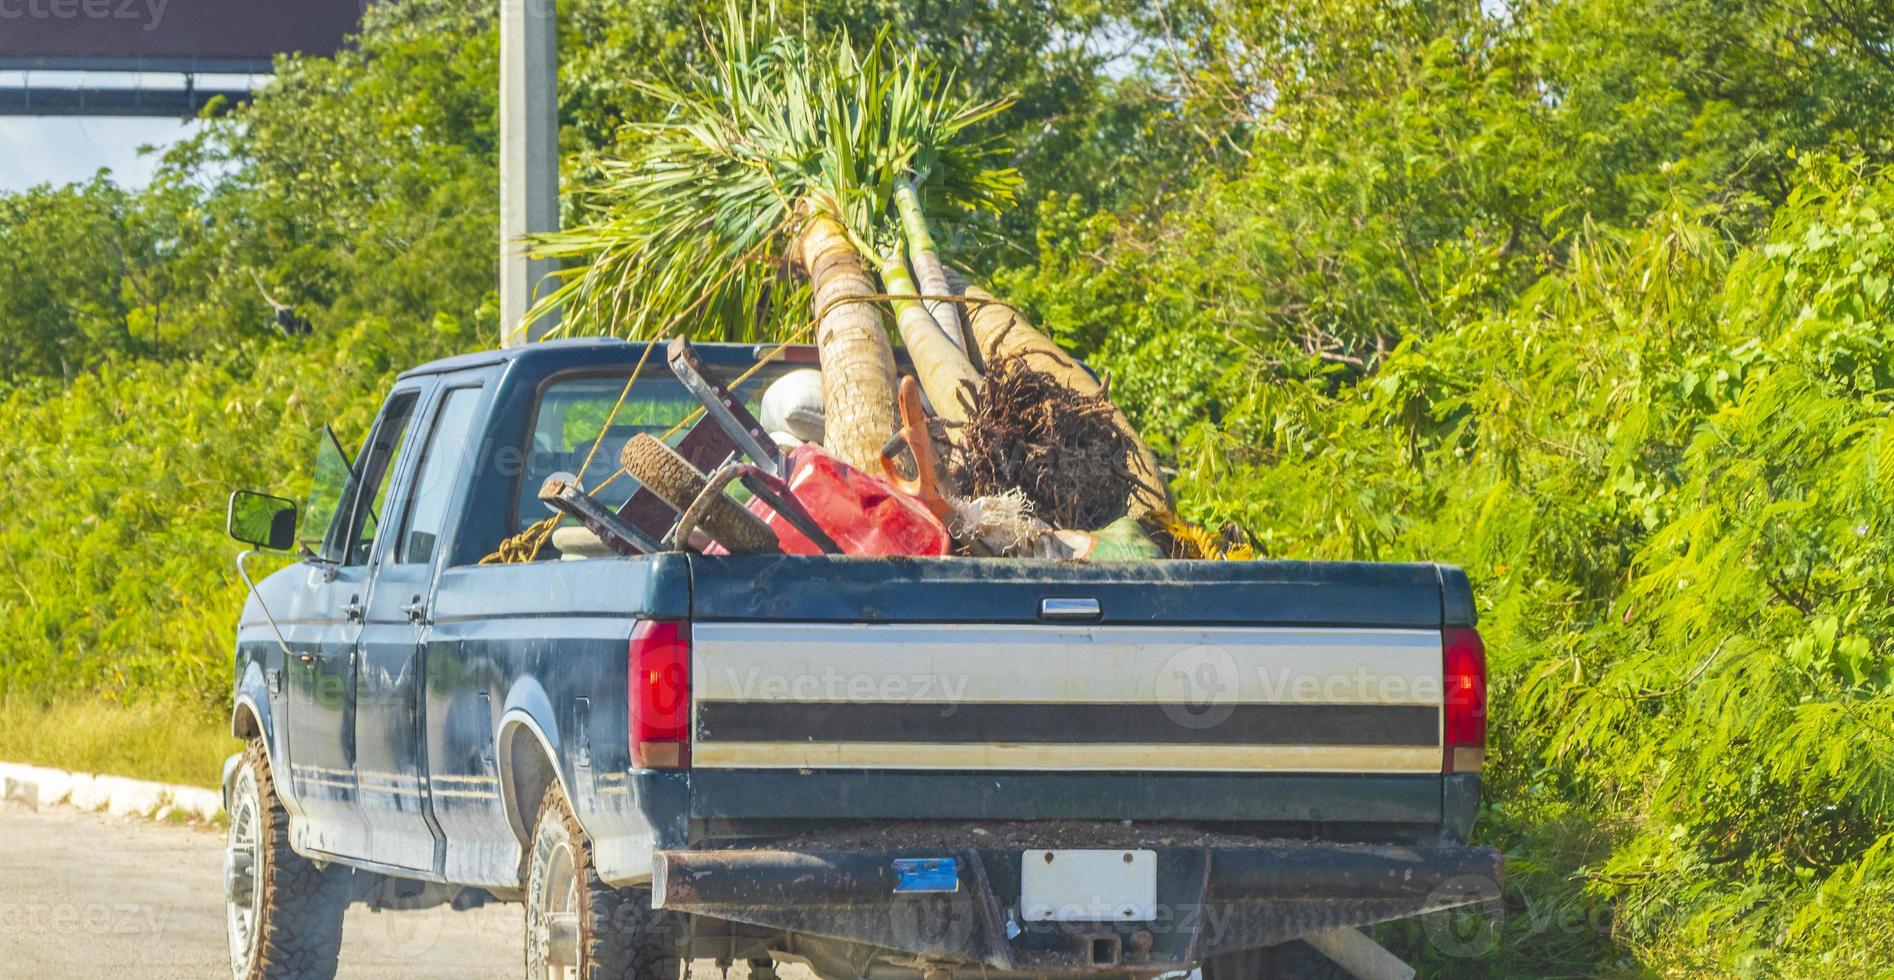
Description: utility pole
499,0,560,347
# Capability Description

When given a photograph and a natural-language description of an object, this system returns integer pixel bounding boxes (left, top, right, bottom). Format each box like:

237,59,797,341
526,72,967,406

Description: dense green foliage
5,0,1894,973
994,3,1894,972
1084,161,1894,975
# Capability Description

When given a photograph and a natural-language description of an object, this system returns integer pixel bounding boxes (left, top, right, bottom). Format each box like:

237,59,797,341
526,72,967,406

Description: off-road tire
619,433,778,554
525,781,686,979
1201,938,1353,980
226,741,351,980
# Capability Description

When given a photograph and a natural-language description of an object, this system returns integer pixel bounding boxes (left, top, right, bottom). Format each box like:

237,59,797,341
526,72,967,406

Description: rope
481,343,655,564
517,339,663,563
652,323,815,442
479,514,561,565
808,290,1026,329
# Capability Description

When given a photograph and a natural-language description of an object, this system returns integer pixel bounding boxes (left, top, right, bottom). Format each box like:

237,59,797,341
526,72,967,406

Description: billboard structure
0,0,361,115
0,0,359,72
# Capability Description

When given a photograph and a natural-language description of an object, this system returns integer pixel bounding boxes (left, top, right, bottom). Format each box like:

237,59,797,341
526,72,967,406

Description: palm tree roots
952,353,1150,530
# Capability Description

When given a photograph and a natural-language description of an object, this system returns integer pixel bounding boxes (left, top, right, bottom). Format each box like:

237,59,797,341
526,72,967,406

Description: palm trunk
878,250,979,424
892,179,974,362
793,213,898,471
947,267,1173,519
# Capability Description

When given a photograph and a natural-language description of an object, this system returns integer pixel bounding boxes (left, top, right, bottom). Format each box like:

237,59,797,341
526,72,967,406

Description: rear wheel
525,781,686,979
224,741,351,980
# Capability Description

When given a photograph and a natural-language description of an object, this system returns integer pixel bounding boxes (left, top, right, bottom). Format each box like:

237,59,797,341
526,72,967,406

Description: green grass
0,699,239,788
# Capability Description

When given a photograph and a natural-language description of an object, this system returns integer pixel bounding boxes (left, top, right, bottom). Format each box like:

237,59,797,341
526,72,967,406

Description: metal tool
667,335,784,477
539,477,665,556
729,462,844,555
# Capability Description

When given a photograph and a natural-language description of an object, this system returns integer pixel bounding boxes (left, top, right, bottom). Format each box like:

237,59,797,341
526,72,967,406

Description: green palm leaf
525,2,1019,342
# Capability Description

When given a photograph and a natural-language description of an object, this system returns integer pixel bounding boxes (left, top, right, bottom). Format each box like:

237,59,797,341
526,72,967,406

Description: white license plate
1019,849,1157,922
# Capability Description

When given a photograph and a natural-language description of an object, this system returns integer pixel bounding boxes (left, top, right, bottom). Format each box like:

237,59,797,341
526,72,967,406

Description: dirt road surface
0,805,801,979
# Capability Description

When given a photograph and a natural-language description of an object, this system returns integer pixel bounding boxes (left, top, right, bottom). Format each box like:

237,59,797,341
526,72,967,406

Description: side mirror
227,490,299,552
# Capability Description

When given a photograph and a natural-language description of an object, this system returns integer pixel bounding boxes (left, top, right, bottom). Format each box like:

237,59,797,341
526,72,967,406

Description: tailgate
685,557,1469,775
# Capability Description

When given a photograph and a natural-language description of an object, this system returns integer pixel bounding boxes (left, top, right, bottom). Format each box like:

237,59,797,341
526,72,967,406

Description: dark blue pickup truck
220,339,1500,980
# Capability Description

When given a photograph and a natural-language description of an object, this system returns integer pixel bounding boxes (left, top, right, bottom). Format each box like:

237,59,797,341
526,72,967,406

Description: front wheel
224,741,351,979
525,782,686,979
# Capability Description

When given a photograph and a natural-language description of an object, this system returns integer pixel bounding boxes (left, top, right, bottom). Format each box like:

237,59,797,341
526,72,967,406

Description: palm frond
526,2,1020,342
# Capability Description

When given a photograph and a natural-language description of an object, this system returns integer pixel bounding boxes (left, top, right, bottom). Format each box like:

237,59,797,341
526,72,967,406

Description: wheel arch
231,693,267,740
496,709,571,857
227,691,272,809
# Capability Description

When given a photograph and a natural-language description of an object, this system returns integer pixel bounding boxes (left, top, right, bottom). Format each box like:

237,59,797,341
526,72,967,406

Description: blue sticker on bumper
892,858,959,893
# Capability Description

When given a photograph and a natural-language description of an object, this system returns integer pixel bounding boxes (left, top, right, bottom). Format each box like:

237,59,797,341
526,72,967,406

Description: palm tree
794,211,899,468
527,4,1017,470
893,177,973,360
877,245,978,425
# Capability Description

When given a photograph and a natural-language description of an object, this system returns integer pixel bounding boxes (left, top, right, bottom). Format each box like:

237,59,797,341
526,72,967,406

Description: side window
329,392,419,566
302,430,356,562
395,387,484,565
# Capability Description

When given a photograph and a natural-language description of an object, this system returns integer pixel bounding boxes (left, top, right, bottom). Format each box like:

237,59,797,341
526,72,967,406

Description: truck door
284,384,424,859
354,381,487,874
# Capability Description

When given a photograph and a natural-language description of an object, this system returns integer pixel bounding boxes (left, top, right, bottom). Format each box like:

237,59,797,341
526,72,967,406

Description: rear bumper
652,841,1501,972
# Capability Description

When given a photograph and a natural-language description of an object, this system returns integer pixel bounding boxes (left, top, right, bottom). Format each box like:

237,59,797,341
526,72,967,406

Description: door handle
342,595,365,623
401,595,428,624
296,652,317,665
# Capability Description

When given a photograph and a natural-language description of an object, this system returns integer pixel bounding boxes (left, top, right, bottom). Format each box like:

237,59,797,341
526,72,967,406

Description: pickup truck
221,338,1501,980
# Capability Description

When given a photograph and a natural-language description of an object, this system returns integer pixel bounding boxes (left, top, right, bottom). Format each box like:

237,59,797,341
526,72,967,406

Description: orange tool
879,376,953,521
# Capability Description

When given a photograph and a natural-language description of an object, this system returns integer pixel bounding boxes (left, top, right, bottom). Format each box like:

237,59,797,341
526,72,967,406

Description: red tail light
1443,626,1487,774
629,620,691,769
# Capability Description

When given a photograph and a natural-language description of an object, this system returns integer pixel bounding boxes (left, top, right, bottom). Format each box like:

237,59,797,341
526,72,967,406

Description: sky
0,72,245,192
0,116,198,191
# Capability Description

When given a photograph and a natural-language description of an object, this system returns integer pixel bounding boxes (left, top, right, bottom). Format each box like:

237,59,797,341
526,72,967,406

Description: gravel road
0,805,797,979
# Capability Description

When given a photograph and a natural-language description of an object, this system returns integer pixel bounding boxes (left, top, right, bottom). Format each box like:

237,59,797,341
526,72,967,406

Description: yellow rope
659,323,815,441
479,514,561,565
481,342,655,564
577,340,658,480
808,290,1024,329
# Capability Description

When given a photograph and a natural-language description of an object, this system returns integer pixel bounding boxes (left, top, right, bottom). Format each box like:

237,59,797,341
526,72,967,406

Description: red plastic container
747,443,950,557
